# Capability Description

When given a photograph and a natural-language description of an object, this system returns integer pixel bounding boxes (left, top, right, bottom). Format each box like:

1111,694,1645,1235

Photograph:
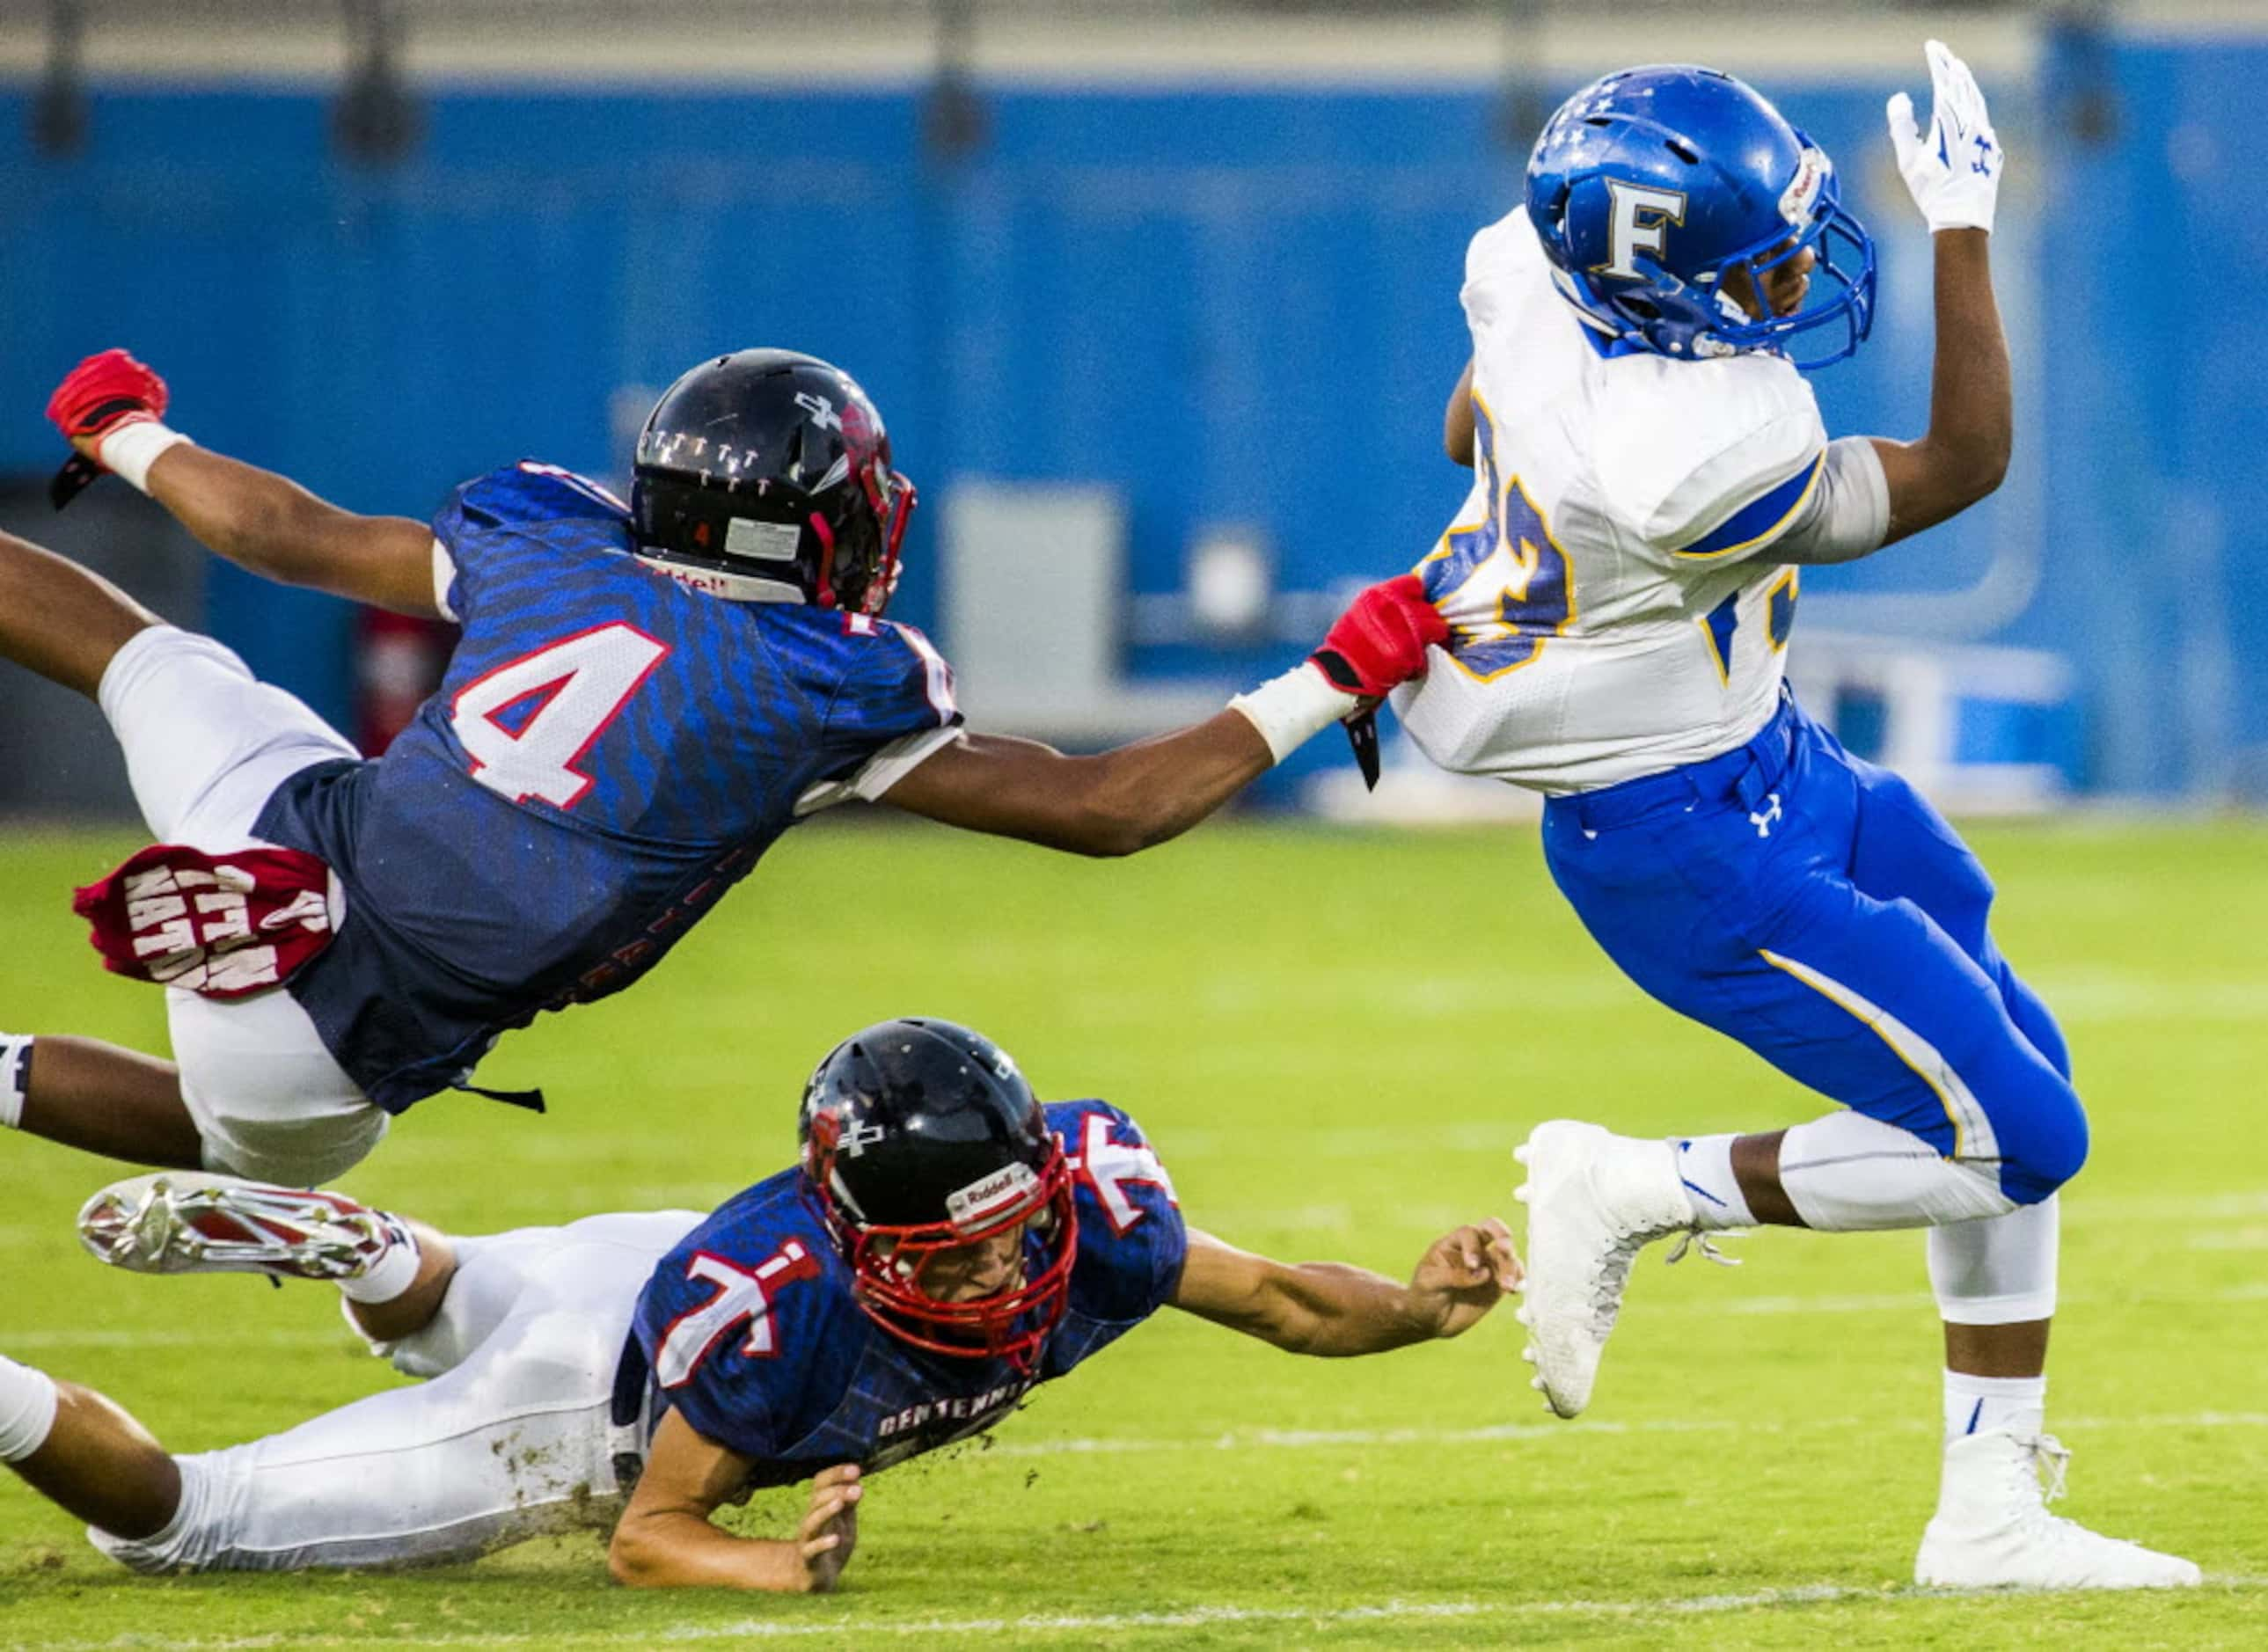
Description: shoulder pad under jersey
1594,356,1826,564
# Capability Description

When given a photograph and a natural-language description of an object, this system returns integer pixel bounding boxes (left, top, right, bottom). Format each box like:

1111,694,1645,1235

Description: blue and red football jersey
253,463,960,1111
625,1100,1186,1486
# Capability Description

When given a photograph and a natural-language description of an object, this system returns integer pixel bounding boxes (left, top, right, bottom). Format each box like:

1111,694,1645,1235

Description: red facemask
818,1151,1077,1375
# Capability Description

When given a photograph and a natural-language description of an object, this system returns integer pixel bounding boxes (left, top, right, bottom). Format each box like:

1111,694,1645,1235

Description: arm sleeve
1764,436,1891,566
428,482,482,625
431,538,461,623
796,621,964,816
1459,208,1535,340
429,463,633,630
1052,1101,1189,1319
633,1268,781,1463
663,1371,777,1465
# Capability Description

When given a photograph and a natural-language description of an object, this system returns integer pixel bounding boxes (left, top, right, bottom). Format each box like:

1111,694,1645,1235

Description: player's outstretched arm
45,349,443,617
878,575,1449,856
1869,40,2012,546
1168,1220,1521,1357
610,1411,860,1591
875,713,1271,859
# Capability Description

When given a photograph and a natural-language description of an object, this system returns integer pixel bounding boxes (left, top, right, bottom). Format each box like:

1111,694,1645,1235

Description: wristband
1228,661,1360,764
98,421,194,493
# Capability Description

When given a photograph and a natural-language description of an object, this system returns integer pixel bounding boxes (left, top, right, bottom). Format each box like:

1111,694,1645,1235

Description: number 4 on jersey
449,623,669,808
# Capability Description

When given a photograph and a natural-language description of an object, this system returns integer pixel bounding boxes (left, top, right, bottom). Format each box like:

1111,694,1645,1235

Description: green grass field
2,816,2264,1649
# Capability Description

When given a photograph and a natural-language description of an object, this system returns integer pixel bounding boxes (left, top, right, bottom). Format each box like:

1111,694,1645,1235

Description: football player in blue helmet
1408,43,2202,1589
0,1020,1521,1588
1523,63,1876,369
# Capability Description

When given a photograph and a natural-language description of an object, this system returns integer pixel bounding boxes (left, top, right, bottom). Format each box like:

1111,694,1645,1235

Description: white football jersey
1390,208,1827,793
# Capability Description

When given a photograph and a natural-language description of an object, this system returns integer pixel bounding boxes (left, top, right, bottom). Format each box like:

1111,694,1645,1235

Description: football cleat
1512,1120,1697,1419
77,1172,405,1283
1915,1431,2203,1590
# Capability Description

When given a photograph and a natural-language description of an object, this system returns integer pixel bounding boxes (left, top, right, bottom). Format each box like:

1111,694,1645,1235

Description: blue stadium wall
1,22,2257,799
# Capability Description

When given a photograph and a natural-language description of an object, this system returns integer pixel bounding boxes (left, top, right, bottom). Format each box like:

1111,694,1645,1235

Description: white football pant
91,1210,699,1573
98,624,384,1186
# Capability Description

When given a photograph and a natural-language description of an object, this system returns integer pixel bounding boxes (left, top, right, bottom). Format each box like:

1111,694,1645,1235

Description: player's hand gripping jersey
623,1101,1182,1486
252,464,960,1111
1391,209,1826,792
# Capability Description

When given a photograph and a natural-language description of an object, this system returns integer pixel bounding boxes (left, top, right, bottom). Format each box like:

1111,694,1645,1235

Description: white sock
1673,1134,1755,1230
0,1034,30,1129
336,1217,421,1305
0,1354,60,1462
1779,1110,2015,1231
1945,1371,2046,1442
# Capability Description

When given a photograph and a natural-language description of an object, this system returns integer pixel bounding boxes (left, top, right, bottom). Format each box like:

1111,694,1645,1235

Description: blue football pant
1541,697,2086,1209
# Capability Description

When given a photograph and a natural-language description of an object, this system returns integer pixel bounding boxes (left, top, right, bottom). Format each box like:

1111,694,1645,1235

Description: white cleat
77,1172,403,1283
1915,1431,2203,1590
1512,1120,1699,1419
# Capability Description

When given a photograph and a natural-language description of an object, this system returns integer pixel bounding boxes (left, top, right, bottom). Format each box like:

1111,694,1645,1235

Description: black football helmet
798,1019,1076,1372
630,348,915,614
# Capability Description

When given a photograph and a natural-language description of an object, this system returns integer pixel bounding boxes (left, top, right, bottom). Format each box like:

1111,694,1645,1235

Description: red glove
47,347,170,450
1309,574,1451,699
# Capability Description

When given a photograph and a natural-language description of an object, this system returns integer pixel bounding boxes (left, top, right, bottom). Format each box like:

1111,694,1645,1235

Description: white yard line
15,1577,2267,1651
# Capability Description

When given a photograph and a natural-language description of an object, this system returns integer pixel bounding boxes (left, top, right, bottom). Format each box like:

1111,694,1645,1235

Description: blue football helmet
1524,65,1877,369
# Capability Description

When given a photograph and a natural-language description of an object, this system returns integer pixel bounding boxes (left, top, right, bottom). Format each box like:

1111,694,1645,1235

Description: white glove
1886,39,2002,234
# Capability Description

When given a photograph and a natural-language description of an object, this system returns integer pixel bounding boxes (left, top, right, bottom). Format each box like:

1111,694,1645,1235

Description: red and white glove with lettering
44,347,191,507
1230,574,1449,780
1308,573,1452,700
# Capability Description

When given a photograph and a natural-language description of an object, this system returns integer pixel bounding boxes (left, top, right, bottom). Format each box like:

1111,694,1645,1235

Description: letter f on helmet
1592,181,1688,281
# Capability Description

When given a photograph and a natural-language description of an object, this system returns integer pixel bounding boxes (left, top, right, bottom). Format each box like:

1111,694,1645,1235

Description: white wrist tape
1228,661,1360,764
98,421,194,493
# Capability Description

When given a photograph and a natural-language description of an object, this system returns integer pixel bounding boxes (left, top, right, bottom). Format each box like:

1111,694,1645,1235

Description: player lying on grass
0,1018,1518,1584
0,348,1446,1188
1403,46,2193,1585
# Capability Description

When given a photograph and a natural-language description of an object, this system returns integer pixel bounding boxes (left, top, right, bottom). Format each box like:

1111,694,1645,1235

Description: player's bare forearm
132,444,442,617
611,1423,859,1591
608,1509,820,1591
880,713,1273,858
1263,1260,1445,1356
1871,230,2011,545
1171,1223,1518,1356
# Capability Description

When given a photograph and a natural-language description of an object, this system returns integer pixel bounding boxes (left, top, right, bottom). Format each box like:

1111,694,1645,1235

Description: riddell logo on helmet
947,1163,1038,1224
1779,147,1830,226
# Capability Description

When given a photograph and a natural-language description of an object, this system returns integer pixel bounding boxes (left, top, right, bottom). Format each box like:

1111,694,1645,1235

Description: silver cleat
78,1172,396,1282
